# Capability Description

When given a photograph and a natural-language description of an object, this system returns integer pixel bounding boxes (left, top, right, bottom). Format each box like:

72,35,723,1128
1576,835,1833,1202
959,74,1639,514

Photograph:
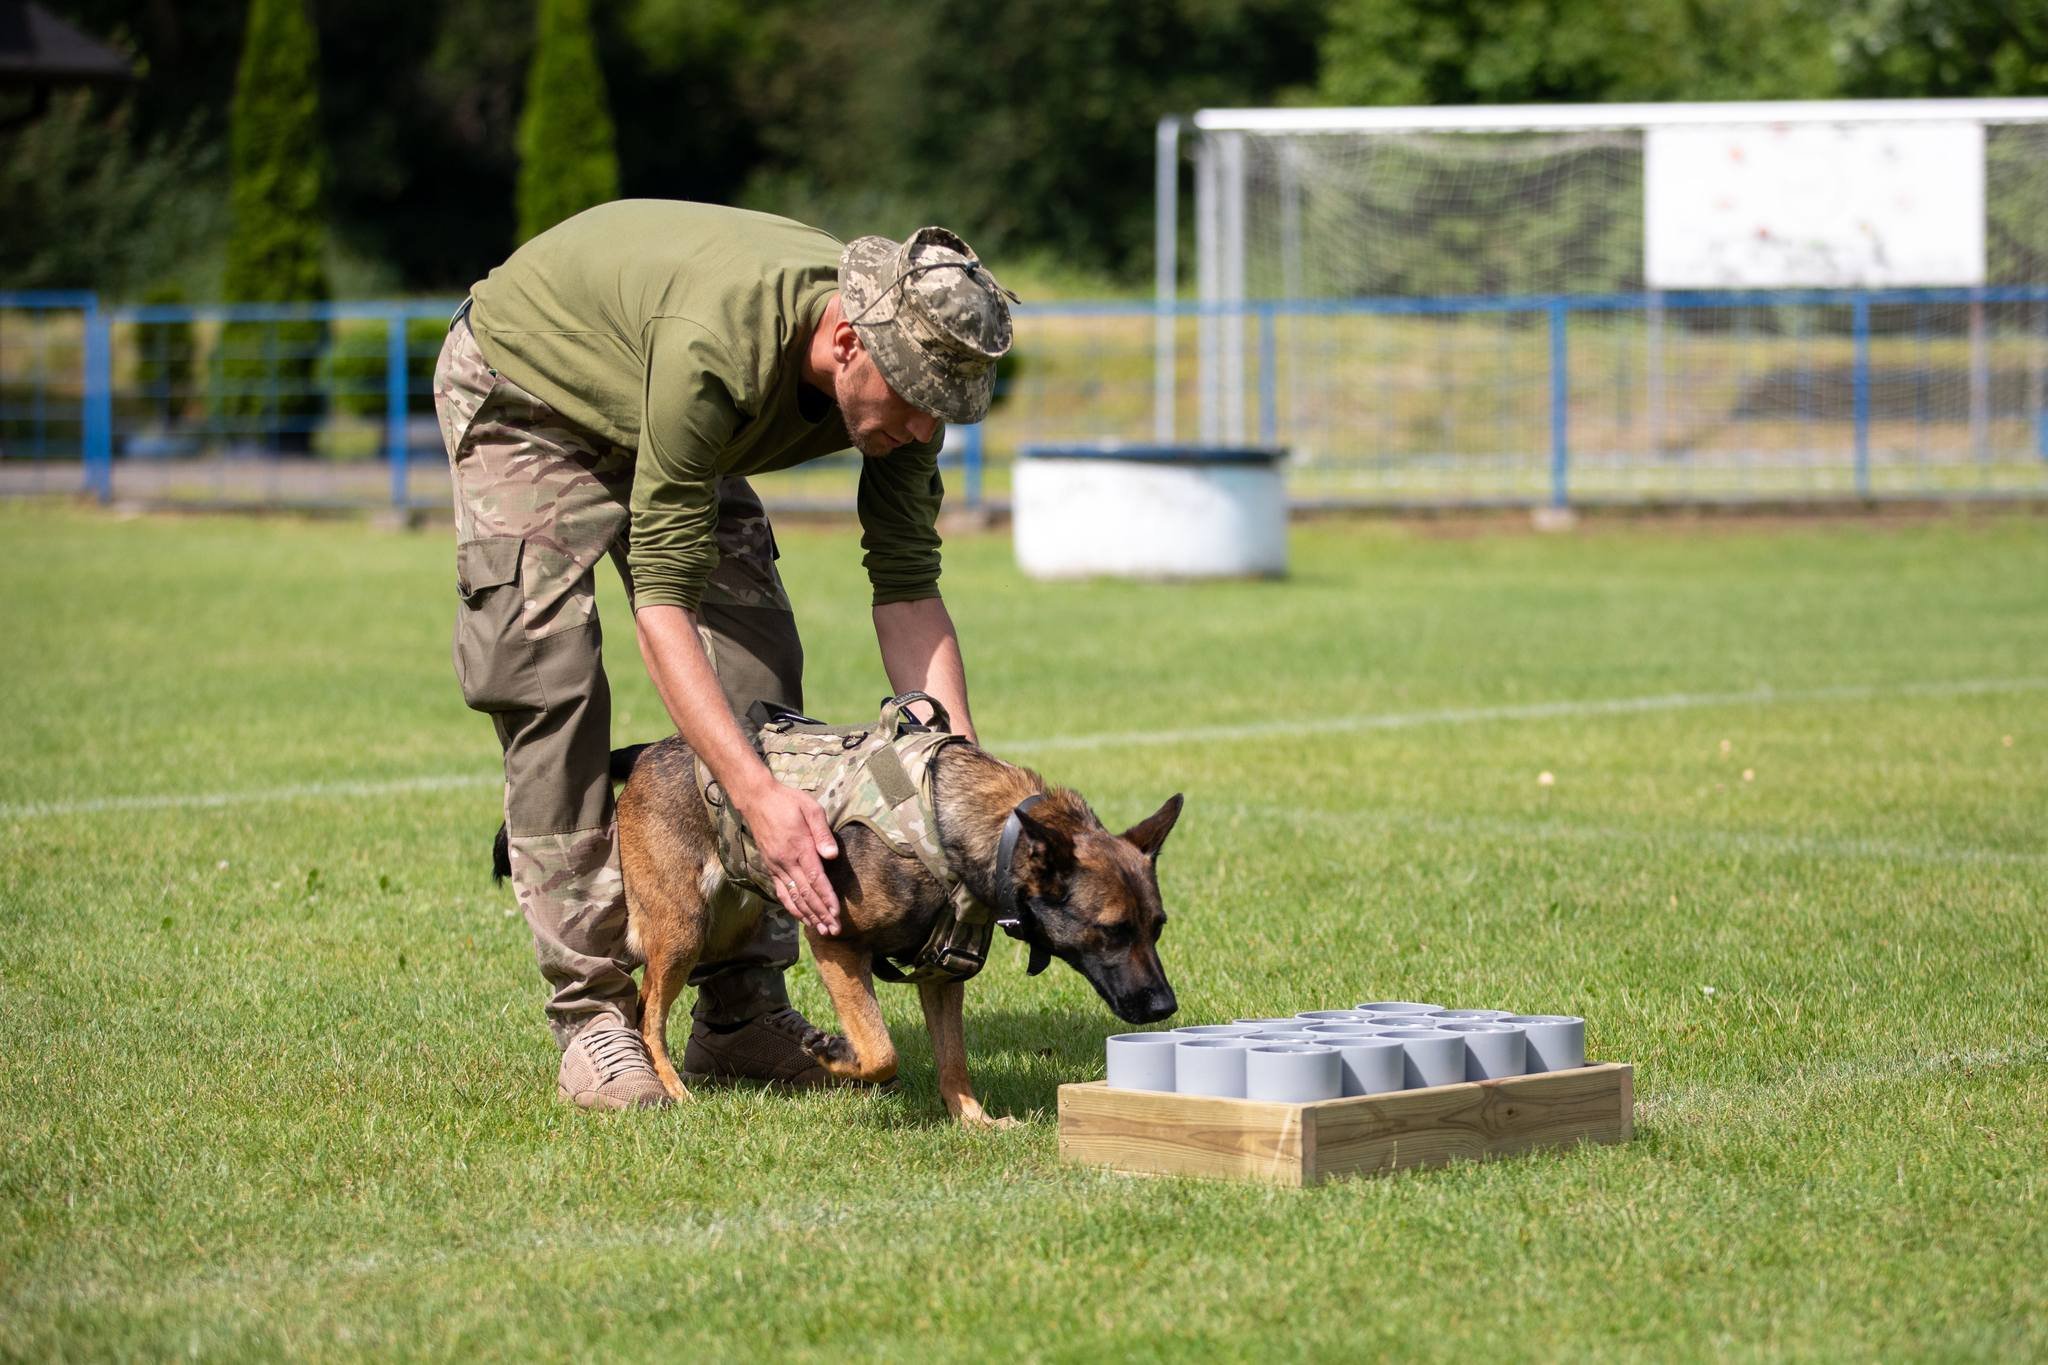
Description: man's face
833,335,940,457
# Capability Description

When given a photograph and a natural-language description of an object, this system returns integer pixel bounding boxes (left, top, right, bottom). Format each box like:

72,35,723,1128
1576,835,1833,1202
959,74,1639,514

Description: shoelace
755,1007,812,1041
584,1027,653,1082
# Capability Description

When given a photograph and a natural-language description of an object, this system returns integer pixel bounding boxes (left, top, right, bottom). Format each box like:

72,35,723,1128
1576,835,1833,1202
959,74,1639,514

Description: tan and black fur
616,735,1182,1127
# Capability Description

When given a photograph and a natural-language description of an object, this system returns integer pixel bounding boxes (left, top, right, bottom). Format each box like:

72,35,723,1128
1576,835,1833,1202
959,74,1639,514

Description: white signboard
1645,122,1985,288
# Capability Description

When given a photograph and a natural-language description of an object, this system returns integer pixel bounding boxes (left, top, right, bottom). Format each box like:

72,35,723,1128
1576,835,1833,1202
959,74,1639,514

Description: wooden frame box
1057,1062,1633,1186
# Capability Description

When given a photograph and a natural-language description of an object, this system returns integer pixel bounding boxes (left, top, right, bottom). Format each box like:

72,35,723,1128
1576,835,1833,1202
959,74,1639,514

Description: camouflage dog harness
695,692,1000,983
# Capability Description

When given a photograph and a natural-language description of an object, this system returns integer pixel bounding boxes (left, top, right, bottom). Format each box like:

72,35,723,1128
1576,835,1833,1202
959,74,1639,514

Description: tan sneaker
557,1021,672,1111
682,1006,847,1089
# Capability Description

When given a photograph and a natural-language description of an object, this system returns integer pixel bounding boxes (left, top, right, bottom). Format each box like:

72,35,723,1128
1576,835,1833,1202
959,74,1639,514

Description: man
432,200,1014,1109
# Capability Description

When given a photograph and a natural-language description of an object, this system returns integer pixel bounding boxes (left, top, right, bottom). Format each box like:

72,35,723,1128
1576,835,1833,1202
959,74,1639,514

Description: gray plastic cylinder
1174,1037,1255,1097
1356,1001,1445,1018
1376,1027,1466,1088
1105,1032,1179,1091
1301,1021,1390,1038
1441,1021,1527,1079
1326,1036,1405,1096
1245,1043,1342,1102
1502,1015,1586,1072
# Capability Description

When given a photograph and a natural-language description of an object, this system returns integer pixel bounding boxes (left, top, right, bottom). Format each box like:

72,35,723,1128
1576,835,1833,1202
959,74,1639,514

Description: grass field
3,502,2045,1360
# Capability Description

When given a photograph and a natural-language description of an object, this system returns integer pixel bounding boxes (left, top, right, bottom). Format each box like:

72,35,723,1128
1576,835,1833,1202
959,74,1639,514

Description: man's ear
832,318,862,365
1121,793,1184,859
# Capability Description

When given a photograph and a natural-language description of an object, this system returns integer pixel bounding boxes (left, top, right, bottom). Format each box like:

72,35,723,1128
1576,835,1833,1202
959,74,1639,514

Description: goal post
1157,99,2048,501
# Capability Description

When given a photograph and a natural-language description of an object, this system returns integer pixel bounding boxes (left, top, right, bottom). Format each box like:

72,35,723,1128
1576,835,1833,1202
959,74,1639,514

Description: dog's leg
638,936,693,1101
917,979,1015,1129
626,868,707,1103
803,932,898,1086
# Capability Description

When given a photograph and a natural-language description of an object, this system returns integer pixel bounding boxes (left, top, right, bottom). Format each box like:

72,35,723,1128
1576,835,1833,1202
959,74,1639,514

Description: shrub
215,0,330,453
516,0,620,244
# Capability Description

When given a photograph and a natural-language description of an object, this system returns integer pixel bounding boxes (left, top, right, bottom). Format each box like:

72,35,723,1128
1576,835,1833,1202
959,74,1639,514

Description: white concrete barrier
1013,444,1287,579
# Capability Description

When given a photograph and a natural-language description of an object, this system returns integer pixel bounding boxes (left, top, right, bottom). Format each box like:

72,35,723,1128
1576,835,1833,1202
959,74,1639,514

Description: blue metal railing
5,287,2046,509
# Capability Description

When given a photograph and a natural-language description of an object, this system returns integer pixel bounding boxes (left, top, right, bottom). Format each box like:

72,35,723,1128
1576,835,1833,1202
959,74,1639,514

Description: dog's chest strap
694,693,1000,984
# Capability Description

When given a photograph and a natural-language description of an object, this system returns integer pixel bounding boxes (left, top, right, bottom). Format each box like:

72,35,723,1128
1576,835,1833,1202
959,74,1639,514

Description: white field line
2,673,2042,823
0,772,497,821
1224,801,2048,869
1001,674,2048,755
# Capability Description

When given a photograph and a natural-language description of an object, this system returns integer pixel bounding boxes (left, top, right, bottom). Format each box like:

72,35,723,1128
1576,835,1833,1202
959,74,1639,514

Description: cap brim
911,359,995,424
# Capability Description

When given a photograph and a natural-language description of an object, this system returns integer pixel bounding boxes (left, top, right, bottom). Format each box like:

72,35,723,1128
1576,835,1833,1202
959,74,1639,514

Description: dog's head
1007,792,1183,1025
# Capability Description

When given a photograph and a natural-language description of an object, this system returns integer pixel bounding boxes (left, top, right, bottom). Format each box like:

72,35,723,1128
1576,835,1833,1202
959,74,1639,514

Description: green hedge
516,0,620,244
216,0,330,450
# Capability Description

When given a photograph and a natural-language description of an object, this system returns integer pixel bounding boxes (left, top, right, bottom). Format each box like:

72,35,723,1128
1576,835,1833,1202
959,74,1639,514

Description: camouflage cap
839,226,1016,424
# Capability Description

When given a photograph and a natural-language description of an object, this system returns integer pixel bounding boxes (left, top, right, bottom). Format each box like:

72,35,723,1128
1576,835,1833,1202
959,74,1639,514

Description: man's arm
873,596,976,744
633,609,843,935
628,318,844,934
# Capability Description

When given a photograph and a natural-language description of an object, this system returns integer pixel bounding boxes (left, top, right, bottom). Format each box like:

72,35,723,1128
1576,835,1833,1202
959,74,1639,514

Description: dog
612,722,1182,1127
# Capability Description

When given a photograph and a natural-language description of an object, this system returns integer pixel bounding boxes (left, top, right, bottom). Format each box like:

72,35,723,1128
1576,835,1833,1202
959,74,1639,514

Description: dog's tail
490,743,653,884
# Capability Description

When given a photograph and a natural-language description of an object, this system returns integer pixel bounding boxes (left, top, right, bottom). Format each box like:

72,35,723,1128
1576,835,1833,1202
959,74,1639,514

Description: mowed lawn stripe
4,670,2040,821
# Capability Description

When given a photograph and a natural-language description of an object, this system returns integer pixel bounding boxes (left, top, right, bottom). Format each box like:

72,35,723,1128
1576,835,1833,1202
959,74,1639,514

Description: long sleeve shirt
469,200,944,611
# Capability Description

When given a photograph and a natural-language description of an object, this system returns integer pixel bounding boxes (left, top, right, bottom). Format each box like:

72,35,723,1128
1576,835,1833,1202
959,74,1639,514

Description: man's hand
735,775,842,935
634,602,844,934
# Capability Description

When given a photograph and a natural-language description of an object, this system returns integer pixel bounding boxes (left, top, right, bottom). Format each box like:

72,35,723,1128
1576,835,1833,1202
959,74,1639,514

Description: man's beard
848,424,895,458
834,367,897,457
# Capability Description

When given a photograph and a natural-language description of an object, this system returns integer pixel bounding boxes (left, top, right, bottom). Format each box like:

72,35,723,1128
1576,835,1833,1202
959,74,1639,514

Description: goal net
1174,101,2048,502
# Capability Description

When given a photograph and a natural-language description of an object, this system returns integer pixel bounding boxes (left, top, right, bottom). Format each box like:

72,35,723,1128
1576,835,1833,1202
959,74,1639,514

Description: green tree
1835,0,2048,98
729,0,1329,278
0,91,225,294
1316,0,1839,106
516,0,621,243
216,0,330,451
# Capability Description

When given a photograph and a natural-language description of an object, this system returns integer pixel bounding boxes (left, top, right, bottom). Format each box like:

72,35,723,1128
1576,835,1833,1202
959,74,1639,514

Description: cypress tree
216,0,329,452
516,0,620,243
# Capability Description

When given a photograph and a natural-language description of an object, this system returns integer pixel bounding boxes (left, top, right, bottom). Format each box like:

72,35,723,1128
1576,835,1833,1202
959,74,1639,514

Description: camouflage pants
433,311,803,1048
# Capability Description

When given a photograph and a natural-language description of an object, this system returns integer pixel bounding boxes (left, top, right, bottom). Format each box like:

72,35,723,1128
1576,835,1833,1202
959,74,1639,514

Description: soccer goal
1157,99,2048,504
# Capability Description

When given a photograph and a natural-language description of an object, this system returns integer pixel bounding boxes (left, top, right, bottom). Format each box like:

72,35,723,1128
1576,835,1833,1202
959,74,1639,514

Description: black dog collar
992,794,1052,974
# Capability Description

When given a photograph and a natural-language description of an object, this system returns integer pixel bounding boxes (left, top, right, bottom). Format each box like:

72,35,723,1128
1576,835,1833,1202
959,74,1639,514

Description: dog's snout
1121,987,1177,1025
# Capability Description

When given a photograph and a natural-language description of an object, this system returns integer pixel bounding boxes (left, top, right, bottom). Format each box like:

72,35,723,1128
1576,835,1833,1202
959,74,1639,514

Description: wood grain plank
1303,1063,1633,1185
1056,1083,1309,1185
1055,1065,1635,1186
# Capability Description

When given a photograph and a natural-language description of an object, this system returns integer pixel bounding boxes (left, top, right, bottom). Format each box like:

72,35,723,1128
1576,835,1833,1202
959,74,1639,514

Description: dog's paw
959,1111,1022,1132
800,1027,854,1066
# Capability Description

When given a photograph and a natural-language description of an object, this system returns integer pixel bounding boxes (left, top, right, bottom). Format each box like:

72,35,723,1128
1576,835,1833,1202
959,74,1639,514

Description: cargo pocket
452,536,541,713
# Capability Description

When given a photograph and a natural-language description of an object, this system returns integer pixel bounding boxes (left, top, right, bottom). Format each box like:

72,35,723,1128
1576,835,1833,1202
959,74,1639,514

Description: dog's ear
1121,793,1184,859
1013,802,1076,881
1015,802,1074,856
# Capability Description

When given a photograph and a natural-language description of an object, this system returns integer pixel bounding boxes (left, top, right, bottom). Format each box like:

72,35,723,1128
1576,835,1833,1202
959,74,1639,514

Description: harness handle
745,698,825,734
877,691,952,738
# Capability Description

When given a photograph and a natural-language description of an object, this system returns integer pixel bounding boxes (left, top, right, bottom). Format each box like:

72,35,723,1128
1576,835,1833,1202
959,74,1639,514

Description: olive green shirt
468,200,944,612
